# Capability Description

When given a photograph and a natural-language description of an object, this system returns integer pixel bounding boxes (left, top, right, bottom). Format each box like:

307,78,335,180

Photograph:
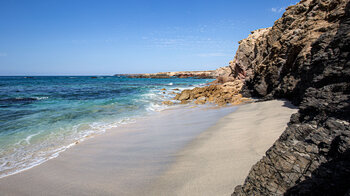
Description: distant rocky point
114,66,231,79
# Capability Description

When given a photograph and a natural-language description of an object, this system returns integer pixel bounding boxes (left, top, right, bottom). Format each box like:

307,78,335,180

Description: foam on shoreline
0,103,237,195
0,79,210,179
0,100,297,195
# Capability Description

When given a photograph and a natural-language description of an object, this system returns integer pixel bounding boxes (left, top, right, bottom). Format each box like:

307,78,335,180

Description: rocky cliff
230,0,350,195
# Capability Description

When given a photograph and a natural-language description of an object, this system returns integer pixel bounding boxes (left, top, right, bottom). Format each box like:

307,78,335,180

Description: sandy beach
0,100,297,196
146,100,297,195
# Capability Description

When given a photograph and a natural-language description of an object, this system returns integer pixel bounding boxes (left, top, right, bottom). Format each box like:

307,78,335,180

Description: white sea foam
0,116,139,179
146,103,169,112
34,96,49,100
24,132,41,144
12,96,48,101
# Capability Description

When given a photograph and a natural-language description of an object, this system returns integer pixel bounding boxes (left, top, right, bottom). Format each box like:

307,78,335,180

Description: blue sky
0,0,298,76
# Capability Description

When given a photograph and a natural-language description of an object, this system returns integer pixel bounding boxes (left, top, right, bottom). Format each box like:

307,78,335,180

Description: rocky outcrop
210,66,237,84
232,0,350,195
173,80,249,106
232,28,271,81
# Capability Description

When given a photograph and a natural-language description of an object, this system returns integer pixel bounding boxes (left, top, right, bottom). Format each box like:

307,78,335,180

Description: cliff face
231,0,350,195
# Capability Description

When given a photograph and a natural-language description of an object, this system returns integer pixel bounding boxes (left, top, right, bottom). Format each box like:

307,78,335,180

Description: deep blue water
0,76,213,178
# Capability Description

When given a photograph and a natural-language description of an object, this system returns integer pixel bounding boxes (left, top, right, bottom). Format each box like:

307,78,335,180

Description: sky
0,0,298,76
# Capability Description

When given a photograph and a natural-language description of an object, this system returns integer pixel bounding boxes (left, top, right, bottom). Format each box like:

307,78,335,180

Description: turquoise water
0,76,213,178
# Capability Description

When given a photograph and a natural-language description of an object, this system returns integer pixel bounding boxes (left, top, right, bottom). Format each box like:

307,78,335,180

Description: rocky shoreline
171,80,249,106
160,0,350,195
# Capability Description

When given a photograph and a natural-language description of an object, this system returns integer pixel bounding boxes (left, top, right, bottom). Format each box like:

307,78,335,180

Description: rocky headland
168,0,350,194
115,66,231,79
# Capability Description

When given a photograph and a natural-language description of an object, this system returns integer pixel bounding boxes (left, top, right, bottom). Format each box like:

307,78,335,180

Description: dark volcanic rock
232,0,350,195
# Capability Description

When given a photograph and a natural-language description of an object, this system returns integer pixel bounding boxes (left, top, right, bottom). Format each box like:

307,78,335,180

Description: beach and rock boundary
169,0,349,194
0,0,348,195
228,0,350,195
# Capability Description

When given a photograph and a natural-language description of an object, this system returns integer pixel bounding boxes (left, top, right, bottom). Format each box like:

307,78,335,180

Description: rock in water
232,0,350,195
162,101,174,106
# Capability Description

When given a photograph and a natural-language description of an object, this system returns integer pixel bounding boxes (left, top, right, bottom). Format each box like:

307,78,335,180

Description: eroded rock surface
173,80,247,106
232,0,350,195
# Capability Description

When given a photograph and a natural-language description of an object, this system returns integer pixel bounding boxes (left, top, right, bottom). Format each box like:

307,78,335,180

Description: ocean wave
0,116,137,179
146,102,168,112
0,97,48,103
33,97,49,100
24,132,41,144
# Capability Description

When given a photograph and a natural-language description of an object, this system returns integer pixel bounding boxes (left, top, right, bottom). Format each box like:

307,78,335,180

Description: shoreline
0,78,212,180
0,103,237,195
0,100,297,195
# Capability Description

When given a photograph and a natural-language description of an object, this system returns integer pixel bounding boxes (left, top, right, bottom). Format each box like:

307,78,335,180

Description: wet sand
0,104,236,196
0,100,297,196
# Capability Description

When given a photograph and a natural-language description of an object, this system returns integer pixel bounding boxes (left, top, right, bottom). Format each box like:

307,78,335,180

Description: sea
0,76,213,178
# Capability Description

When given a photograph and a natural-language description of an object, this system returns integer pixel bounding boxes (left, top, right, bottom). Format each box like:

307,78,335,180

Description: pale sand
0,100,297,196
0,104,236,196
146,100,297,196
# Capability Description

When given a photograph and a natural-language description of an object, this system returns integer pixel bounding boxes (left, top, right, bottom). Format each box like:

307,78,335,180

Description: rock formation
173,80,248,106
230,0,350,195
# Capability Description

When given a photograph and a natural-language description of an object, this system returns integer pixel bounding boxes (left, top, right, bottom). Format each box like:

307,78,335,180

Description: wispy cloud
141,34,235,51
0,52,7,57
141,19,240,50
271,7,285,13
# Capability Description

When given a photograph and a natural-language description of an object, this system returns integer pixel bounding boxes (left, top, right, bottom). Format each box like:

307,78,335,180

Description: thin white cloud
271,7,285,13
143,36,228,49
141,19,239,50
0,52,7,57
